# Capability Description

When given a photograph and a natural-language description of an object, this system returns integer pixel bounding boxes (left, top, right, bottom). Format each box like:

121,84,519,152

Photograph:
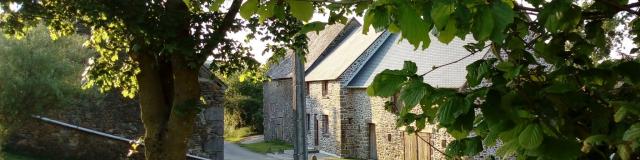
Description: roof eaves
341,31,393,86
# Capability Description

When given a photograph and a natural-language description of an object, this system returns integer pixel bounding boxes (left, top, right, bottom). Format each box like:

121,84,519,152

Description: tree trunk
163,55,202,159
136,52,172,159
132,0,238,158
135,53,202,160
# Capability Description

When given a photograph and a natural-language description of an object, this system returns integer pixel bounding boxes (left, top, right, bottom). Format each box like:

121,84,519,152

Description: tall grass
223,110,253,142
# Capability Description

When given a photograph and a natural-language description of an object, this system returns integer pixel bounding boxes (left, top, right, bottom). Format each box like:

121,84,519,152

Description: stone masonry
7,68,226,160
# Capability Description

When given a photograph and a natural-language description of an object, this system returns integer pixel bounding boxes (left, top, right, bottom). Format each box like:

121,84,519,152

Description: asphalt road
224,141,276,160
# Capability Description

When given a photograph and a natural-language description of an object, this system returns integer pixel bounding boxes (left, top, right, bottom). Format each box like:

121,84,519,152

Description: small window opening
322,81,329,96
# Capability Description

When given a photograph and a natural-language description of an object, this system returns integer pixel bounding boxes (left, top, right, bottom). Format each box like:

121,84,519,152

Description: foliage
0,0,313,158
221,66,267,133
240,0,640,159
238,140,293,154
0,26,93,146
344,0,640,159
1,150,41,160
223,125,253,143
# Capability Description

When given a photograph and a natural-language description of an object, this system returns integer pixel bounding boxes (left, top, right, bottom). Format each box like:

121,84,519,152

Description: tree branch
307,0,372,4
595,0,640,15
416,133,456,159
419,50,487,77
201,0,242,56
515,5,539,13
628,2,640,8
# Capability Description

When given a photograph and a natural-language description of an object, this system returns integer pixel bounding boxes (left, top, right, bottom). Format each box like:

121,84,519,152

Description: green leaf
496,140,519,158
400,77,428,108
445,137,483,157
544,82,579,94
466,59,493,87
431,0,454,30
615,106,628,122
472,7,494,41
355,1,369,15
623,123,640,141
403,61,417,74
490,1,515,43
580,134,607,153
209,0,225,11
364,6,391,33
288,0,314,21
416,116,426,131
438,18,457,44
518,123,544,150
239,0,259,19
437,96,469,126
398,2,430,49
367,70,408,97
614,61,640,84
449,111,474,139
496,61,522,79
257,0,276,22
299,21,326,35
618,144,631,160
536,138,581,160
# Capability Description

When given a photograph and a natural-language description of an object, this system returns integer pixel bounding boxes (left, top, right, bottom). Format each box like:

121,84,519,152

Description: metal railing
32,115,211,160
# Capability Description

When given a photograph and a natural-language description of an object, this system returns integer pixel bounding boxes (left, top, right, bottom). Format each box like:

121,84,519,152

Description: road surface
224,141,276,160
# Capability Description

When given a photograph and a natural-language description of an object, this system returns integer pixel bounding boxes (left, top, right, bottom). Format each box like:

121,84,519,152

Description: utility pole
293,49,308,160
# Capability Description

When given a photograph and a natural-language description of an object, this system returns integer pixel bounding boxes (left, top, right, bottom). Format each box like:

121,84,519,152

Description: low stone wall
6,92,143,160
6,73,225,159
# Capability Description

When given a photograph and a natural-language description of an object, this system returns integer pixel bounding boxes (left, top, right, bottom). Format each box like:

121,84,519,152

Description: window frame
322,115,329,134
305,82,310,96
321,81,328,97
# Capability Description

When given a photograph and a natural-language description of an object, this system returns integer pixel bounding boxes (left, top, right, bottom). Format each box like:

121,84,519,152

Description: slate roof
266,20,361,79
346,34,487,88
305,26,385,81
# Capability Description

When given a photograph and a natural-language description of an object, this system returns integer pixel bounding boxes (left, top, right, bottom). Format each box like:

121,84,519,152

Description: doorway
368,123,377,159
314,115,319,146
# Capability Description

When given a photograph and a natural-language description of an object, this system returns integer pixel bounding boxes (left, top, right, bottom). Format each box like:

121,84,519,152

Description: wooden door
417,132,432,160
368,123,377,159
314,115,319,146
404,132,418,160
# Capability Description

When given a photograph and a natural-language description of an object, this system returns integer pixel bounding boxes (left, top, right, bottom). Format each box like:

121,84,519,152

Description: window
387,134,392,141
348,118,353,124
322,115,329,134
307,114,312,132
441,140,447,148
322,81,329,96
305,82,310,95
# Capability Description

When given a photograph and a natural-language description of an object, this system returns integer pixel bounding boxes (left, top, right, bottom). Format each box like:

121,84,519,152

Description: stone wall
6,73,226,160
342,88,373,159
305,80,343,156
263,78,295,143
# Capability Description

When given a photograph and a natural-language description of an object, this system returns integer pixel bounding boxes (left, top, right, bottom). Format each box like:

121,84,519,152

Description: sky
231,13,351,64
241,0,638,64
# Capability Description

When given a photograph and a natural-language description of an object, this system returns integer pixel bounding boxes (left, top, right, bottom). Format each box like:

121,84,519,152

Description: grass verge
239,140,293,154
1,150,40,160
224,127,253,143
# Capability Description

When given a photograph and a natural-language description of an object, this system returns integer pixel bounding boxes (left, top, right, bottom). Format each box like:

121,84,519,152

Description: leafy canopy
242,0,640,159
0,26,94,141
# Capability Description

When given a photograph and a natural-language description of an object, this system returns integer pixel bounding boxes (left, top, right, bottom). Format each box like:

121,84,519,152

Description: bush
220,68,266,139
0,26,94,146
223,109,254,142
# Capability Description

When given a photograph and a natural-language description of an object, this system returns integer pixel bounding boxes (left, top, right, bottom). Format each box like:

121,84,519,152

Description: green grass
239,140,293,154
1,150,40,160
224,127,253,143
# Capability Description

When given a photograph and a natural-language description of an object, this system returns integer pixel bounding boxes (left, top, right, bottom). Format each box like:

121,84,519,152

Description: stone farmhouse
263,19,497,160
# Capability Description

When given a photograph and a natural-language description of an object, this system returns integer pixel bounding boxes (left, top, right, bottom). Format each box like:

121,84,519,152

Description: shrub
0,26,93,146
